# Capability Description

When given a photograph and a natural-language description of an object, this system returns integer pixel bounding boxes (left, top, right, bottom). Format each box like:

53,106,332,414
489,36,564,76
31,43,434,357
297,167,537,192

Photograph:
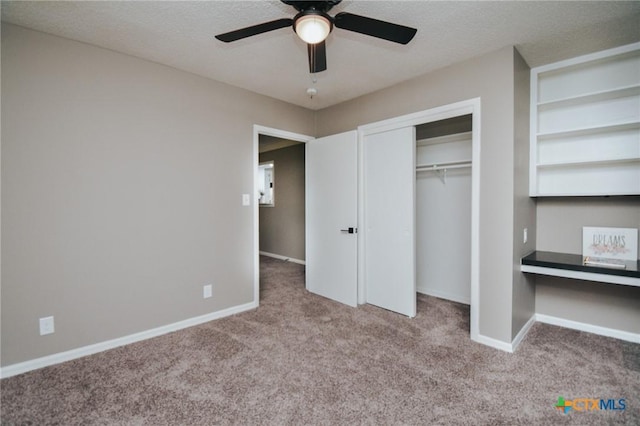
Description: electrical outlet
39,316,55,336
523,228,528,244
203,284,212,299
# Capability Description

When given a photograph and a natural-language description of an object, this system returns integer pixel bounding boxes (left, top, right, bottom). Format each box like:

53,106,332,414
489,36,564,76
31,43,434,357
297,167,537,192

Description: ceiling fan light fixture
294,12,332,44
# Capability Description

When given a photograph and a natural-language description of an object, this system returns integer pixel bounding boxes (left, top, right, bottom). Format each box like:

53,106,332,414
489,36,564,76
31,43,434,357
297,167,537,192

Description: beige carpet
1,256,639,424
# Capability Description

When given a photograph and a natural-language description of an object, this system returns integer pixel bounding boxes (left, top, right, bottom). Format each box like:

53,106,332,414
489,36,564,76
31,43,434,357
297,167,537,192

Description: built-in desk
521,251,640,287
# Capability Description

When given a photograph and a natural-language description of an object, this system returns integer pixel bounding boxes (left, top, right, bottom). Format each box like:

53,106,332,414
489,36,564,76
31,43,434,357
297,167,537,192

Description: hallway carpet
1,256,638,424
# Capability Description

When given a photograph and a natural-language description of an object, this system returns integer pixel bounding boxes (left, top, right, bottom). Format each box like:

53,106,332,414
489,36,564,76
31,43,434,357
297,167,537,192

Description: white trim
511,314,536,352
0,301,257,379
474,333,514,353
259,251,306,265
357,125,366,305
253,125,314,307
356,98,482,343
358,99,477,136
536,313,640,344
469,106,481,343
520,264,640,287
473,312,639,355
532,42,640,74
474,316,536,354
529,60,539,196
253,125,315,145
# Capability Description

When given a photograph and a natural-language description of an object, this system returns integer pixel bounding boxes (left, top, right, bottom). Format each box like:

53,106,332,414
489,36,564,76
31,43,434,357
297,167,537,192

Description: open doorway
253,126,359,308
253,126,314,305
257,134,305,264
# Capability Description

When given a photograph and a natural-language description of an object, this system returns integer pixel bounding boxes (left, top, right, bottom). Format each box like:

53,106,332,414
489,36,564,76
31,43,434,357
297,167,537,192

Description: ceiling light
294,12,332,44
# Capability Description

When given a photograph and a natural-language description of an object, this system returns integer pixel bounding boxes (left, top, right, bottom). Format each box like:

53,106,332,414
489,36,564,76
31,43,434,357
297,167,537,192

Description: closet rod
416,161,472,172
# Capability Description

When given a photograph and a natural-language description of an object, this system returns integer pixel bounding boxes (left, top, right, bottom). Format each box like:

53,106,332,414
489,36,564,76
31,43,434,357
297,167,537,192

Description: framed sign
582,227,638,261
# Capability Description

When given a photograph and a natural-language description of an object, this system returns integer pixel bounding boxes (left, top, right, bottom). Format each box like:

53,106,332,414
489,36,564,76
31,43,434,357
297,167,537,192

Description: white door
306,131,358,307
363,127,416,317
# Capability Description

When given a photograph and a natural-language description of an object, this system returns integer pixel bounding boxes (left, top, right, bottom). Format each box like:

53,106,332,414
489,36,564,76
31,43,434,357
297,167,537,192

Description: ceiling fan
215,0,417,73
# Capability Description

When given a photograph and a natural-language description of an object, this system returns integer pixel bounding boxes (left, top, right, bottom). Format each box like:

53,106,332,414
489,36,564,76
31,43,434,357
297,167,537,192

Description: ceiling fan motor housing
281,0,342,13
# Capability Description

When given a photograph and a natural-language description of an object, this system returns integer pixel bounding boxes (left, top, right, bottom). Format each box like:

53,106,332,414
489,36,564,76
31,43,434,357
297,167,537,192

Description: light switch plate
39,316,55,335
242,193,250,206
203,284,212,299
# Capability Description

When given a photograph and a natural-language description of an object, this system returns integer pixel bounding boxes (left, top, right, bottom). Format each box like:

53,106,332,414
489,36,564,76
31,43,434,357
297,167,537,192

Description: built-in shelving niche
530,43,640,196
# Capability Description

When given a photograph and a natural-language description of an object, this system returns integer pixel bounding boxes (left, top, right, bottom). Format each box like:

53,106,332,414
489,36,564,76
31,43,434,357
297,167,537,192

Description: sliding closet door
363,127,416,317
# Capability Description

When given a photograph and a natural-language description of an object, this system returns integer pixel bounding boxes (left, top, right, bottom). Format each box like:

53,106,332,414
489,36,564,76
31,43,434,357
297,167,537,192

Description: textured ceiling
2,1,640,110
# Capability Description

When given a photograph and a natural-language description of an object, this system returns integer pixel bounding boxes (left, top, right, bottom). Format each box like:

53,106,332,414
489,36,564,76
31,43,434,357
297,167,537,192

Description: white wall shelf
537,157,640,169
530,43,640,196
536,121,640,140
537,84,640,109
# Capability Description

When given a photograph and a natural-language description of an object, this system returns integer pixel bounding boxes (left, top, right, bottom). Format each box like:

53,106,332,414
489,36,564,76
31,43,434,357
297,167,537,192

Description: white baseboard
473,333,514,353
0,301,258,379
5,303,636,378
473,315,535,353
259,251,305,265
511,315,536,352
535,313,640,344
473,312,638,354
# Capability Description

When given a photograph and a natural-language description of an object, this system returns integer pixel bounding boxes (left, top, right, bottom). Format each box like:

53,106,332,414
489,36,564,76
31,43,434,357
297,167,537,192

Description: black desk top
522,251,640,279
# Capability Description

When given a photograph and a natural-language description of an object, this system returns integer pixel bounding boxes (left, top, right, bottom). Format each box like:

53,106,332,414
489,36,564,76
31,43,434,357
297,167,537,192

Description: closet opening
358,98,480,339
415,115,473,307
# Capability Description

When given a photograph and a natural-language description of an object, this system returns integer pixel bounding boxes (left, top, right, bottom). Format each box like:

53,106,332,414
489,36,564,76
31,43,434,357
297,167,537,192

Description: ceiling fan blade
334,12,417,45
308,41,327,73
215,18,293,42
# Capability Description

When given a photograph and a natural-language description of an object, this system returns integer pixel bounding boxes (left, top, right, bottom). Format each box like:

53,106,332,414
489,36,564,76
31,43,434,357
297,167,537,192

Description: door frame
357,98,481,341
252,125,314,305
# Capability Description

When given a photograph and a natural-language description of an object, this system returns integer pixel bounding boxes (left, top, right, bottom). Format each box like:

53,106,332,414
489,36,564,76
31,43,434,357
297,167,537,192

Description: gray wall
258,143,305,261
1,24,314,366
317,46,523,344
511,49,536,339
536,197,640,333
